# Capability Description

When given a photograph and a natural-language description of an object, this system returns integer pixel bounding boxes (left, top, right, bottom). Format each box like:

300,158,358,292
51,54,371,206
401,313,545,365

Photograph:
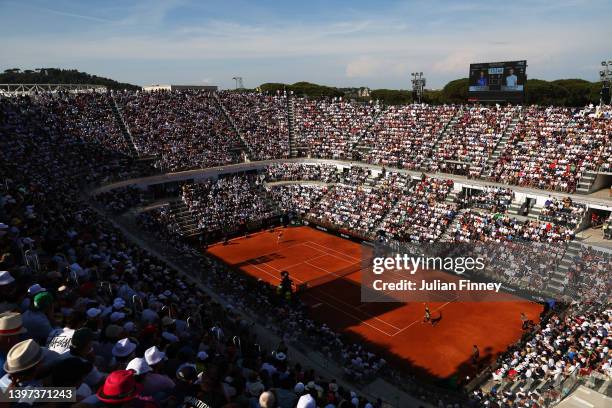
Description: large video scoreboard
468,60,527,103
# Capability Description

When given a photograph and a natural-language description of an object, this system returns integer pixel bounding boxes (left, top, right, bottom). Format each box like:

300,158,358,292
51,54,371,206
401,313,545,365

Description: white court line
304,291,397,337
391,300,456,337
249,258,397,336
305,240,362,262
245,238,401,336
302,242,359,265
302,260,402,331
266,256,401,332
247,261,305,284
281,252,329,271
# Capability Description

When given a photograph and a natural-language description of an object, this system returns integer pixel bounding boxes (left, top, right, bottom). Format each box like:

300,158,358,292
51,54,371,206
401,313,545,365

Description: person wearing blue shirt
477,71,488,86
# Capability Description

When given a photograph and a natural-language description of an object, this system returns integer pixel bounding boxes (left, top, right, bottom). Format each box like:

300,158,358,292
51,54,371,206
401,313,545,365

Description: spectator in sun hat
0,339,45,391
92,370,145,406
112,338,138,369
144,345,166,367
294,381,305,396
127,357,152,377
142,345,174,397
21,291,54,344
21,283,46,310
0,312,27,377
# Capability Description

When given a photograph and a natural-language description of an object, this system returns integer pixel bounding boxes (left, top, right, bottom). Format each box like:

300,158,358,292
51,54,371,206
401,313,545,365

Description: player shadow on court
430,311,443,326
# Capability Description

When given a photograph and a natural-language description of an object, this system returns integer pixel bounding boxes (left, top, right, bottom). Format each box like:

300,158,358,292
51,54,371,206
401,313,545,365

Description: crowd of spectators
489,105,610,192
2,90,610,408
565,246,611,303
457,187,514,213
267,185,328,217
51,92,131,156
218,91,289,160
265,163,341,183
485,303,611,407
50,90,607,198
117,90,243,171
1,94,396,408
307,184,395,237
380,177,456,242
428,106,518,177
181,175,278,233
95,187,146,214
539,197,586,230
450,211,575,243
294,98,381,159
361,104,457,169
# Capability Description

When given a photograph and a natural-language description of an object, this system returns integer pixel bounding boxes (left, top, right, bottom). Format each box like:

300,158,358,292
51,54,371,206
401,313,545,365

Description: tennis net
295,257,371,292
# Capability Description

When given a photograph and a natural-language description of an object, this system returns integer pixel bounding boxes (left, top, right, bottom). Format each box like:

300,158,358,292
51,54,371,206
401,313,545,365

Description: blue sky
0,0,610,89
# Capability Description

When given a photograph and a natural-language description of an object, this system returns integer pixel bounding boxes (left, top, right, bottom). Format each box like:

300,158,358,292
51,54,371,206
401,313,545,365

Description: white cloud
346,56,383,77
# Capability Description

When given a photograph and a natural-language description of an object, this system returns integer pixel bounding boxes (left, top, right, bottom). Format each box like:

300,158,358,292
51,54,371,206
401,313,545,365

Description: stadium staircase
109,94,139,157
168,200,200,237
482,116,519,178
425,107,465,170
547,240,582,293
575,170,598,194
527,205,543,221
438,208,471,242
351,106,386,160
213,93,253,161
287,94,298,158
507,197,537,218
444,190,459,204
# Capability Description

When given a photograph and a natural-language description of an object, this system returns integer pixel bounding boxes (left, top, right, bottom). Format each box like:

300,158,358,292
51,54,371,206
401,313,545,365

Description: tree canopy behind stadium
261,78,604,107
0,68,140,90
1,68,604,106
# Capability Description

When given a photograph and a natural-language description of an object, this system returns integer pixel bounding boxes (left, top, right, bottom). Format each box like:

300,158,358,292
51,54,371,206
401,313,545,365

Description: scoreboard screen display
468,60,526,103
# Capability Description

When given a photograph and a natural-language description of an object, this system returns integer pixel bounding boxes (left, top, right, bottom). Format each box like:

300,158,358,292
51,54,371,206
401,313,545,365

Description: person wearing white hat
296,393,316,408
0,312,28,377
112,338,137,369
126,357,152,376
144,345,166,367
0,339,45,392
142,346,175,396
113,338,137,357
0,271,14,286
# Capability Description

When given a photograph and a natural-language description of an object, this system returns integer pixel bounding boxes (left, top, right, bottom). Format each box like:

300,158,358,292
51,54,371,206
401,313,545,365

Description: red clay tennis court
207,226,543,380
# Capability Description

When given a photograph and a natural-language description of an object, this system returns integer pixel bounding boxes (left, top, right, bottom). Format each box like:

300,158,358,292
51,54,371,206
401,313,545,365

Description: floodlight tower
232,77,244,90
411,72,426,103
600,61,612,105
